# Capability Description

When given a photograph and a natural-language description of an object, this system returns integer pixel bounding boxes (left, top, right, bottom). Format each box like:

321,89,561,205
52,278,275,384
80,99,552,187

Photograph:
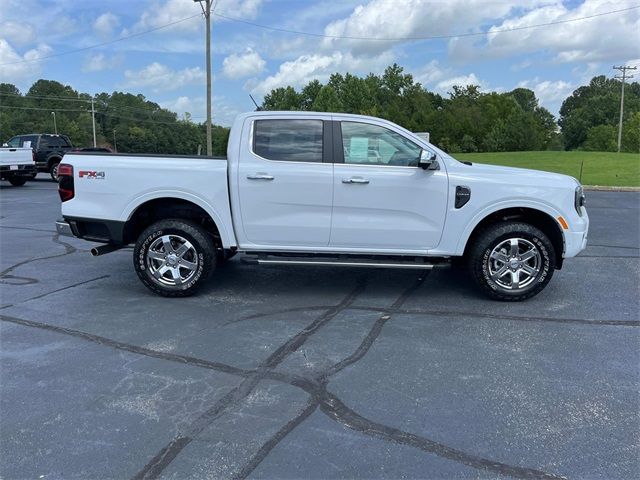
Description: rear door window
253,119,323,163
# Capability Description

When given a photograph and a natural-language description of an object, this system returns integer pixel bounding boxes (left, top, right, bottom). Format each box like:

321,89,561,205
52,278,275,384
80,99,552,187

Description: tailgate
0,148,34,167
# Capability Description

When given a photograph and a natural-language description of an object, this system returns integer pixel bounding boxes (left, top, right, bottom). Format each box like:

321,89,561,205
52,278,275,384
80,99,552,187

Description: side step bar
242,255,450,270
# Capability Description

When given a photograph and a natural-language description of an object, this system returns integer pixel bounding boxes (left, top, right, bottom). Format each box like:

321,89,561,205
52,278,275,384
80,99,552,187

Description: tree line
261,64,640,153
0,80,229,156
1,65,639,155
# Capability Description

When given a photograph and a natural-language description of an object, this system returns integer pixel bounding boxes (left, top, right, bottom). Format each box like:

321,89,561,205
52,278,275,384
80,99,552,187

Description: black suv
5,134,73,180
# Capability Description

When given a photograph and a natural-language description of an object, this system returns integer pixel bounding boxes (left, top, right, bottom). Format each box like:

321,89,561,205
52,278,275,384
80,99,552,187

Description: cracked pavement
1,179,639,479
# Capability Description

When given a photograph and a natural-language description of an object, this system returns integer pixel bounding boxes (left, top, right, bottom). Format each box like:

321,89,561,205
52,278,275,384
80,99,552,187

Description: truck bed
60,152,235,246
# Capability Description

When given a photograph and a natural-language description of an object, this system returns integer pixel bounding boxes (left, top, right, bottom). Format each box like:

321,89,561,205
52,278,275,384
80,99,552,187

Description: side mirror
1,143,8,147
419,149,438,170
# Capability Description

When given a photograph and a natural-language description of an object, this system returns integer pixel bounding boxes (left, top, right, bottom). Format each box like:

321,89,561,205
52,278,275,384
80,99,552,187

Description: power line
0,13,202,66
0,92,179,116
0,92,92,103
0,105,89,112
214,5,640,41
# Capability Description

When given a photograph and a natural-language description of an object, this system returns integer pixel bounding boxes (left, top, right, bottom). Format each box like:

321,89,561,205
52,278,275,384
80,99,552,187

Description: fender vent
455,186,471,209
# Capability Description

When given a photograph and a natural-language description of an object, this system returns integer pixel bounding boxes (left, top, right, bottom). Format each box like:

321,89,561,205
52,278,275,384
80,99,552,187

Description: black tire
133,219,217,297
468,222,555,301
50,161,61,182
8,176,27,186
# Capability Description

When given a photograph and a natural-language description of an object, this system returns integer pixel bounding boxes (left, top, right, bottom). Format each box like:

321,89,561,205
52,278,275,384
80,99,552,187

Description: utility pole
613,65,637,153
51,111,57,134
113,129,117,152
194,0,212,155
91,98,97,147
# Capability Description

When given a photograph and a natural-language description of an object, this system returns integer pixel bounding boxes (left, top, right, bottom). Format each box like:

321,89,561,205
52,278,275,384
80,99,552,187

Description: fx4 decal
78,170,105,179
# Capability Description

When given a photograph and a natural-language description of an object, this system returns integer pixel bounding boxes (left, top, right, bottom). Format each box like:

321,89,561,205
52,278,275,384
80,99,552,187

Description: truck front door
330,120,448,251
237,117,333,248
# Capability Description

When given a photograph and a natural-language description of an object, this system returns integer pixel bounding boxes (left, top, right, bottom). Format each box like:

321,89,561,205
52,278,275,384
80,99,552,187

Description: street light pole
194,0,212,156
51,112,57,134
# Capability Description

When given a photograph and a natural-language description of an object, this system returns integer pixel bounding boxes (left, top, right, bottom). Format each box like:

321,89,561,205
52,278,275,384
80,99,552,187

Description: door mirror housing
419,149,438,170
1,143,8,147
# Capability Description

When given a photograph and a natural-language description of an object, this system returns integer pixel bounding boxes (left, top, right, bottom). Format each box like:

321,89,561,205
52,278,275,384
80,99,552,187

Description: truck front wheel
133,219,216,297
468,222,555,301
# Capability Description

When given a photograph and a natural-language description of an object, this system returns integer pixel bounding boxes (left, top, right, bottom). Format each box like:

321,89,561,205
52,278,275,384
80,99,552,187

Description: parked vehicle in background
56,111,588,301
0,147,36,186
5,134,73,181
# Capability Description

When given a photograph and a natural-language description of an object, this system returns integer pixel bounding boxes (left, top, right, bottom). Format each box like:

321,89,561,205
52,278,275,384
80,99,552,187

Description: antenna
249,94,261,111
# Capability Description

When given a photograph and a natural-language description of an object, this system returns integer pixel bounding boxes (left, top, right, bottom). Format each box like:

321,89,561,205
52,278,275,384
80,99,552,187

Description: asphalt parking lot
1,177,638,480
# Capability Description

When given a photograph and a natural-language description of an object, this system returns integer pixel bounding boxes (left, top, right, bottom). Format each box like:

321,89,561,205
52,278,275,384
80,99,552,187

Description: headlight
575,185,586,215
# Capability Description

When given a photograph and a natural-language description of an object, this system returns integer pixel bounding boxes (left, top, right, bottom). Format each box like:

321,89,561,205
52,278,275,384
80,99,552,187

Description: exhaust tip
90,247,100,256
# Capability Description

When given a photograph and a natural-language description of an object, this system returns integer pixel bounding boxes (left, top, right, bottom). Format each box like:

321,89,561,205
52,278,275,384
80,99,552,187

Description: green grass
453,151,640,187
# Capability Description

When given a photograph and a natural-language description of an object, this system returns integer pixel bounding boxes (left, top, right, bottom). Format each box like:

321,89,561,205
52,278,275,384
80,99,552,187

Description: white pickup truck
56,111,588,301
0,147,36,186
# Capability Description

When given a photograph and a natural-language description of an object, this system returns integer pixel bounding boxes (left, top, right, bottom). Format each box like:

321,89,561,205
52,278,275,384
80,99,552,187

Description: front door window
341,122,422,167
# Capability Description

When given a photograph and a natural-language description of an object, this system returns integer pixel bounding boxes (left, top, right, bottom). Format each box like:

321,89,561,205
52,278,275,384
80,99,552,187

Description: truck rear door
237,116,333,248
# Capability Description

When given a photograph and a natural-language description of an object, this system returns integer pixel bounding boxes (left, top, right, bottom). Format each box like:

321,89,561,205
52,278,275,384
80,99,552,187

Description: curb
584,186,640,192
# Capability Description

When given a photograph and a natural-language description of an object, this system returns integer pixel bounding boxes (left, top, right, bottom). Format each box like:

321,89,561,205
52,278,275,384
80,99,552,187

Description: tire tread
468,222,556,301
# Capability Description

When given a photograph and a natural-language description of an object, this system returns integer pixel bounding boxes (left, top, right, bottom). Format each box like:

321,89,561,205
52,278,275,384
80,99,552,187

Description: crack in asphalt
0,275,111,309
0,233,78,285
576,255,640,258
131,278,368,480
587,243,640,250
1,273,570,480
0,314,250,378
319,392,565,480
351,306,640,327
226,304,639,329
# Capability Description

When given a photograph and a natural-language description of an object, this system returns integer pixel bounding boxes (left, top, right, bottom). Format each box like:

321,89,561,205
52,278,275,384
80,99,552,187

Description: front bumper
564,208,589,257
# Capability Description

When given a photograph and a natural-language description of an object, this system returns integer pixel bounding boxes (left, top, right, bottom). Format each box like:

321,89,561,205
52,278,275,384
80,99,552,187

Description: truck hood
449,160,580,189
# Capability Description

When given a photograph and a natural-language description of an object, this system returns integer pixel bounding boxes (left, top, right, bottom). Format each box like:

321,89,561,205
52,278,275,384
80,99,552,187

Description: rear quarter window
253,119,323,163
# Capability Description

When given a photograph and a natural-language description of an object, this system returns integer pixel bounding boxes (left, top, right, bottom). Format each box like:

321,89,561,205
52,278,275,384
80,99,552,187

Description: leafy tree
622,112,640,153
262,86,302,111
312,85,343,112
0,79,230,156
559,75,640,150
583,125,617,151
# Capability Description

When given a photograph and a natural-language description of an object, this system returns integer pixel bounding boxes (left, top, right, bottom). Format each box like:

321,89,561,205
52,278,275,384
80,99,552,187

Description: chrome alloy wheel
146,234,199,286
487,238,541,290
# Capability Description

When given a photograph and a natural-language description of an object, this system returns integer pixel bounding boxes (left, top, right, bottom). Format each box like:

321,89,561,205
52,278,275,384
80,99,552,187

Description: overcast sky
1,0,639,125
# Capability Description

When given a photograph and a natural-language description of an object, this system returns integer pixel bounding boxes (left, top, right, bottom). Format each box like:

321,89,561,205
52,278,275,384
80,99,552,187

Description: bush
583,125,617,151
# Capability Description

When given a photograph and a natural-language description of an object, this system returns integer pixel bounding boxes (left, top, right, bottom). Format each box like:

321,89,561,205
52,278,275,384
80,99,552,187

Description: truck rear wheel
468,222,555,301
133,219,216,297
8,176,27,186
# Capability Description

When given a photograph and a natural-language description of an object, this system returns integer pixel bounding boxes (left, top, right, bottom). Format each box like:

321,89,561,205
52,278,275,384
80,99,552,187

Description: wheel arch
47,155,62,168
122,196,232,249
461,206,565,269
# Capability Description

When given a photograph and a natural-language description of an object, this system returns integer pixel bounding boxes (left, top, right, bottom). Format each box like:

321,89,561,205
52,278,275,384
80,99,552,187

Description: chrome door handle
342,177,369,184
247,174,274,180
